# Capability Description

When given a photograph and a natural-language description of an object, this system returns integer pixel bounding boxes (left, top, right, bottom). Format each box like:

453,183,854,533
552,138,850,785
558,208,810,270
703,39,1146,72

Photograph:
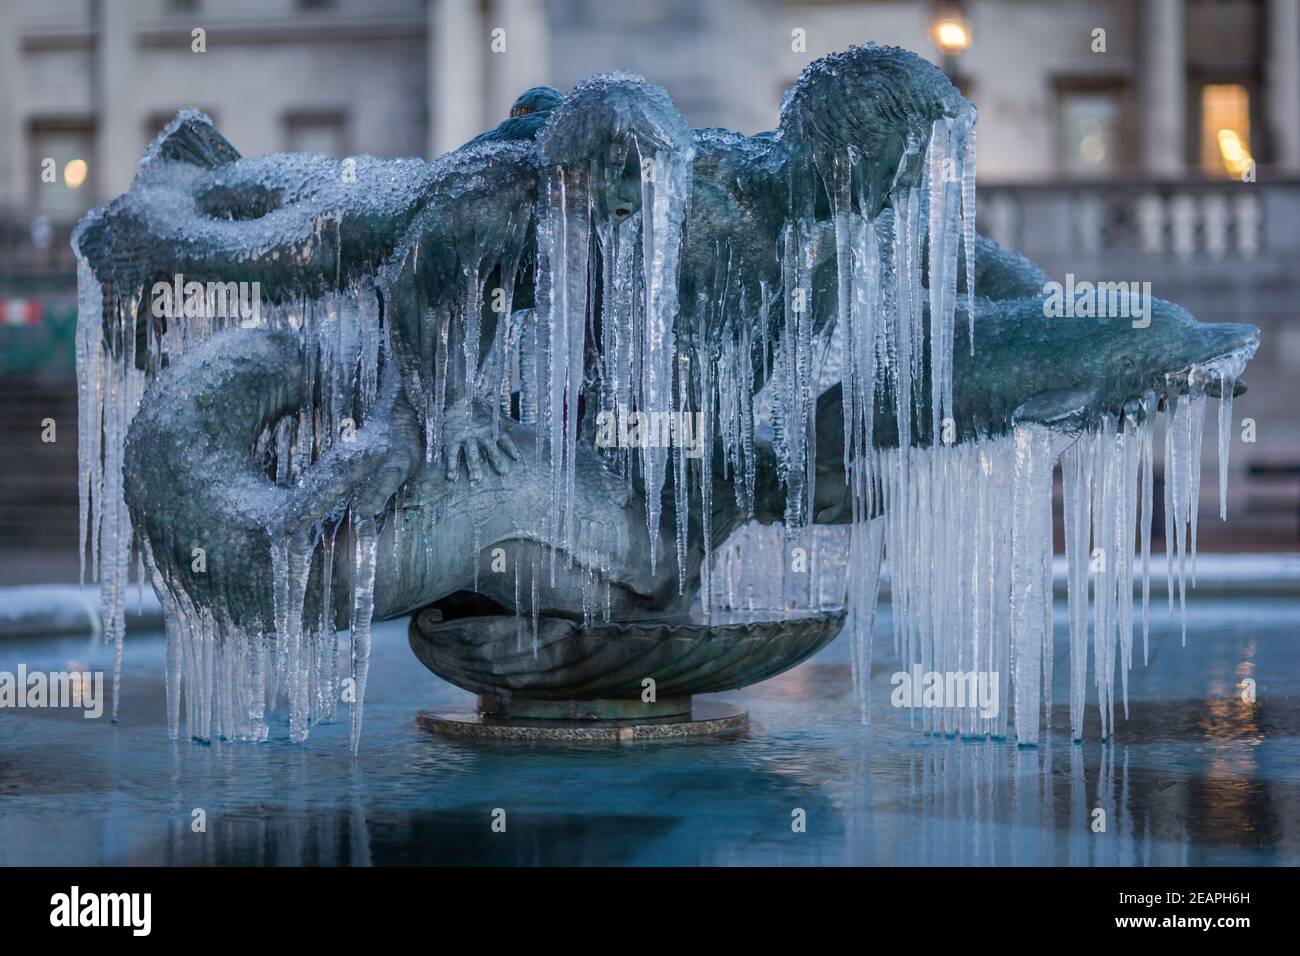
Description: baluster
1170,193,1196,259
1201,191,1228,259
1136,191,1165,255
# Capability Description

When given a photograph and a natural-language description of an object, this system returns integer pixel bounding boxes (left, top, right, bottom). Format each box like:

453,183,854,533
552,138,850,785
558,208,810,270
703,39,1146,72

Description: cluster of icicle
714,115,977,686
71,138,698,750
708,114,975,672
74,228,393,748
715,347,1247,744
709,104,1254,744
191,284,387,749
74,259,139,725
530,142,694,591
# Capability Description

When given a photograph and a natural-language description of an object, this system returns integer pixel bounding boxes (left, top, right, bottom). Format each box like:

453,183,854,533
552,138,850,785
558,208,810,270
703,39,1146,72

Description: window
1200,83,1253,178
29,122,95,222
285,112,348,157
1058,90,1120,175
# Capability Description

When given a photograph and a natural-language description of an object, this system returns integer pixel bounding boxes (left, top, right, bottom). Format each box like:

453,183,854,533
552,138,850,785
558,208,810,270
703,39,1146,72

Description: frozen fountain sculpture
73,45,1258,750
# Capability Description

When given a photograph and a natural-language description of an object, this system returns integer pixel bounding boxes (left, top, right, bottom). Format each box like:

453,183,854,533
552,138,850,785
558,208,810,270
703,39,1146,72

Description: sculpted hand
441,401,521,482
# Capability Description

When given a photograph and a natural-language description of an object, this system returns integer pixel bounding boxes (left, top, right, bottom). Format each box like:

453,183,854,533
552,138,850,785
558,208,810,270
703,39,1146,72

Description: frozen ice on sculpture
72,45,1258,751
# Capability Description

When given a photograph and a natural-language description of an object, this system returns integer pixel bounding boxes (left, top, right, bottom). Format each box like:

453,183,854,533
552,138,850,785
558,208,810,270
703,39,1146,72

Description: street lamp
929,0,971,77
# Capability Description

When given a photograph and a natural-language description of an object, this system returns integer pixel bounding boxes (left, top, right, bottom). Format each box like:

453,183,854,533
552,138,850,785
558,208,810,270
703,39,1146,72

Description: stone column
1140,0,1186,175
95,0,135,201
0,1,24,205
428,0,487,157
1266,0,1300,170
486,0,550,124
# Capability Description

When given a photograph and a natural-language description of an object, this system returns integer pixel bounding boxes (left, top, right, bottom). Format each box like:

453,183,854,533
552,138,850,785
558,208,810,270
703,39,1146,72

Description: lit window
30,123,95,222
1200,83,1253,178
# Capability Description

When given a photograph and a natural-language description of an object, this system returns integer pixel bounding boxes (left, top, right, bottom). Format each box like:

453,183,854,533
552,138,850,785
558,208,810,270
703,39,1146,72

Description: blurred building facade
0,0,1297,577
3,1,1296,205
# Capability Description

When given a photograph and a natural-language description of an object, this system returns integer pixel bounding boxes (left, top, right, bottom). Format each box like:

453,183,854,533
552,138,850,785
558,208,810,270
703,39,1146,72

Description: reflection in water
868,729,1292,865
0,600,1298,865
152,807,680,866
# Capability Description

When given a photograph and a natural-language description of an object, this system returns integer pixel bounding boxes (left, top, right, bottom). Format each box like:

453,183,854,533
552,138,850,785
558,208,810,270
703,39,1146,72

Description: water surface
1,598,1296,866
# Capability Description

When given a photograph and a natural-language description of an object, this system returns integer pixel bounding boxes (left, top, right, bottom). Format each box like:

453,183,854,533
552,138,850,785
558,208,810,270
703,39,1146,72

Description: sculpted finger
482,439,509,475
445,441,463,482
464,440,484,483
497,433,521,461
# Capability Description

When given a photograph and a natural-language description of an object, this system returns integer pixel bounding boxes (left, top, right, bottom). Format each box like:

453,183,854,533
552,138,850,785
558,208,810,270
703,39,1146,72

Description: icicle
638,146,693,572
927,117,961,443
1217,372,1232,520
847,517,886,724
1091,418,1118,740
94,289,146,721
348,513,378,754
696,345,714,611
674,350,691,593
530,555,540,658
961,125,977,354
1061,432,1093,742
1163,381,1210,643
1185,386,1208,586
1117,408,1142,723
74,260,103,588
1138,393,1155,665
1204,349,1249,522
1009,424,1059,746
318,523,340,723
1163,391,1179,625
270,528,316,743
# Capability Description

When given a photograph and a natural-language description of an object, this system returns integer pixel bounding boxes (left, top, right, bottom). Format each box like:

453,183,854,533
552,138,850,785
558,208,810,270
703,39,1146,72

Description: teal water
1,598,1296,866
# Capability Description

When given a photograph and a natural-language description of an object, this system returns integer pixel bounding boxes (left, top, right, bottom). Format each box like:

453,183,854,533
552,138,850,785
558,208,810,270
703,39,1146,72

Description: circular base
477,694,692,720
416,699,747,742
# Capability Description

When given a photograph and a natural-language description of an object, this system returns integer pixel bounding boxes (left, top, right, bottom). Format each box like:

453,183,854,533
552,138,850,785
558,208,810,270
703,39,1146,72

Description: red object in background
0,299,43,326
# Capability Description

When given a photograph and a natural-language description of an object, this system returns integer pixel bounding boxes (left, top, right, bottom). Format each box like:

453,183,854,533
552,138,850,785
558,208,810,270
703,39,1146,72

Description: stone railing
977,177,1300,276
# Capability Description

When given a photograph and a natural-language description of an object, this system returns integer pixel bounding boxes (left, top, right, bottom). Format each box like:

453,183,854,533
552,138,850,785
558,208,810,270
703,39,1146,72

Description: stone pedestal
417,698,747,742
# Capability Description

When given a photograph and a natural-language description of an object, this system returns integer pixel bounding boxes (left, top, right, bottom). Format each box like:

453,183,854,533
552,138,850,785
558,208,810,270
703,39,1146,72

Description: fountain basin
408,606,845,739
408,606,846,700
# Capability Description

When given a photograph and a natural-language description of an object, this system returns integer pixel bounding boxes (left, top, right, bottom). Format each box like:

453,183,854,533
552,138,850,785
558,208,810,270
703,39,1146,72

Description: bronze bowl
409,605,845,720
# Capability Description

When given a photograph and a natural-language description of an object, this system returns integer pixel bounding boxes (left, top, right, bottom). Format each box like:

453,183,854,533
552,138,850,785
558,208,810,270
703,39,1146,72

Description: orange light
934,19,970,53
1217,129,1254,176
1201,84,1251,177
63,159,88,189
